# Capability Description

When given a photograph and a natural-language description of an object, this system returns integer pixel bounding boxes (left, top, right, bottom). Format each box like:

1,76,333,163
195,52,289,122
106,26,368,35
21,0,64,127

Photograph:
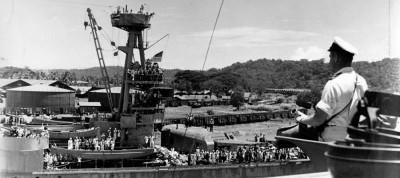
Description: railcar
281,110,289,119
193,116,205,126
215,115,227,125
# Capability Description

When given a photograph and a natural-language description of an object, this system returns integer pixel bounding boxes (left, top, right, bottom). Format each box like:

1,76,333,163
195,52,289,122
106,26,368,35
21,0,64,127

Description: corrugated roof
21,79,58,86
0,79,19,87
7,85,74,93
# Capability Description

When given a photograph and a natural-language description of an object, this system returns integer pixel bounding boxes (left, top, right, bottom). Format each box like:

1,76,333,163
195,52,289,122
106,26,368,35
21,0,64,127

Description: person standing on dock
150,135,155,148
68,138,73,150
209,117,214,132
111,139,115,151
113,128,117,140
107,127,112,138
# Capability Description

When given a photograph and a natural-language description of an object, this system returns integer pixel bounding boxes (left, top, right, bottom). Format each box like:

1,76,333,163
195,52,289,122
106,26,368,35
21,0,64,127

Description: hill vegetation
172,58,400,95
0,58,398,94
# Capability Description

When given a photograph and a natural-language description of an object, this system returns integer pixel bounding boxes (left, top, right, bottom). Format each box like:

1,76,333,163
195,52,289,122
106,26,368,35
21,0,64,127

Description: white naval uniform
316,67,368,142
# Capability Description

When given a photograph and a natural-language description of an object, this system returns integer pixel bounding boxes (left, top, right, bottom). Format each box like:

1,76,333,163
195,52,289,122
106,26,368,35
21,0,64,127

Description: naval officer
296,37,368,142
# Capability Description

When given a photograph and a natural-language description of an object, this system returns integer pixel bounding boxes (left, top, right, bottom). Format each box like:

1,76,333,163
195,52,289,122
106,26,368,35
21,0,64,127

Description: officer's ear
330,52,338,63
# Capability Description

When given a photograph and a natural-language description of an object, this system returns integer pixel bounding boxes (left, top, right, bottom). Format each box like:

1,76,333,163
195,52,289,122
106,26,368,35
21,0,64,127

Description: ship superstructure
110,6,172,147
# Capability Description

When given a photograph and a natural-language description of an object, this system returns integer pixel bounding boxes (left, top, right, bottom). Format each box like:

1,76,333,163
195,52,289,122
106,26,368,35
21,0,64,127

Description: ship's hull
32,160,319,178
0,136,49,177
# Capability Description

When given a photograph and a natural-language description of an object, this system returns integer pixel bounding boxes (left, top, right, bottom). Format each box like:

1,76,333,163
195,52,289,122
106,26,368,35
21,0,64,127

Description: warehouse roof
0,79,19,87
22,79,57,86
7,85,74,93
0,78,74,91
22,79,74,91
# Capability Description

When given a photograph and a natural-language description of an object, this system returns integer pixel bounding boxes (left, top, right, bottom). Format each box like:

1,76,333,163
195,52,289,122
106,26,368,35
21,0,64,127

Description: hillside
0,65,179,86
172,58,400,94
0,58,398,93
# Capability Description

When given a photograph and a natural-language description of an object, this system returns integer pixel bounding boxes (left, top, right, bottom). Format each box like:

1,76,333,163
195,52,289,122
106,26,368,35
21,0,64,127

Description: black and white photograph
0,0,399,177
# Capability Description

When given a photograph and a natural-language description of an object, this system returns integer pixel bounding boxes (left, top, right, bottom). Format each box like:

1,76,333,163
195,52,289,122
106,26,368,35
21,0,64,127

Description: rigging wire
146,34,170,50
171,1,224,178
201,0,224,71
162,34,170,59
388,0,391,58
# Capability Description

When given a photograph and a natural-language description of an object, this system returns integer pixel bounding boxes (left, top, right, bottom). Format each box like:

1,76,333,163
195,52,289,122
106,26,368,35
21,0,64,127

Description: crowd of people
187,146,307,166
67,127,121,151
132,90,162,107
43,151,81,170
62,127,157,151
154,145,307,167
68,136,116,151
254,133,267,142
143,135,156,148
128,60,163,82
1,126,49,138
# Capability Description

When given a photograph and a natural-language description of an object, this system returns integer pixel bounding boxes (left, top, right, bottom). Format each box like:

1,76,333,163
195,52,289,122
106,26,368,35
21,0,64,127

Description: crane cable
171,1,224,178
201,0,224,71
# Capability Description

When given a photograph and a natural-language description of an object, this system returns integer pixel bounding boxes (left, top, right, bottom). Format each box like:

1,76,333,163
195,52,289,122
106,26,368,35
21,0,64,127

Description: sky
0,0,399,70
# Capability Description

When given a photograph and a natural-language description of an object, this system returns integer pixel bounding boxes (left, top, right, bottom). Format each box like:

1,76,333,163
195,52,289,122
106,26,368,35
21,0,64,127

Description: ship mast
110,5,160,147
111,6,155,115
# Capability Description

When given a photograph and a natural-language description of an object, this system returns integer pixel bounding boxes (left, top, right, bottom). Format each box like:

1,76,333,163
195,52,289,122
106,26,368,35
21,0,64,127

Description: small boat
50,146,155,160
51,114,82,122
49,127,99,140
23,124,85,131
30,117,75,125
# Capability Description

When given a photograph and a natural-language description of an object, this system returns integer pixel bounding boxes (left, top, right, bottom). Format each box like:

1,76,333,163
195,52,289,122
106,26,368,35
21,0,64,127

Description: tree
76,88,82,95
174,70,208,91
201,79,224,97
173,79,193,93
296,87,321,109
231,87,245,110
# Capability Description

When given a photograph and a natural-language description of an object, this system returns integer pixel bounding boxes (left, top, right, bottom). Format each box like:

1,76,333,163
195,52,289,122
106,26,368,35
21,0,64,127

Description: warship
1,4,399,178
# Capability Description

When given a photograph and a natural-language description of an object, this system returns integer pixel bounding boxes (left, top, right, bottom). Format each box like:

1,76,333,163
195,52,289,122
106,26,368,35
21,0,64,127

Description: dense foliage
231,87,245,110
0,58,398,94
0,66,178,87
171,58,400,94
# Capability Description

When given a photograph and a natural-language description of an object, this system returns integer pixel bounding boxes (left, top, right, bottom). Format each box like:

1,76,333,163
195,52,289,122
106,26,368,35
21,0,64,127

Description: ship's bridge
111,13,152,31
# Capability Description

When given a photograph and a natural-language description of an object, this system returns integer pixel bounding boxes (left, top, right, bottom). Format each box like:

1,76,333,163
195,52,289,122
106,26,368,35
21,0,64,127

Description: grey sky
0,0,398,70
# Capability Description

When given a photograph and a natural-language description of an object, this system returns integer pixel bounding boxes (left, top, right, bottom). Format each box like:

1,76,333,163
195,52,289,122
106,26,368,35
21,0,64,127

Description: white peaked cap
329,36,358,55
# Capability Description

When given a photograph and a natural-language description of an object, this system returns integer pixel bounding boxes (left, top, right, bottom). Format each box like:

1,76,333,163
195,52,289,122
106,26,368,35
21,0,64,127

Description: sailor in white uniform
297,37,368,142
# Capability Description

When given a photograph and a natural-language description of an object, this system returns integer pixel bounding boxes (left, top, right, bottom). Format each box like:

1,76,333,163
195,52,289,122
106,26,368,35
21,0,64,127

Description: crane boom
86,8,114,112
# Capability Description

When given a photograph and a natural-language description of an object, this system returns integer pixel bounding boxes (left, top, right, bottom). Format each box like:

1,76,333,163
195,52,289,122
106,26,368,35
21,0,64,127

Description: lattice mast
111,5,158,147
86,8,114,111
111,6,154,115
